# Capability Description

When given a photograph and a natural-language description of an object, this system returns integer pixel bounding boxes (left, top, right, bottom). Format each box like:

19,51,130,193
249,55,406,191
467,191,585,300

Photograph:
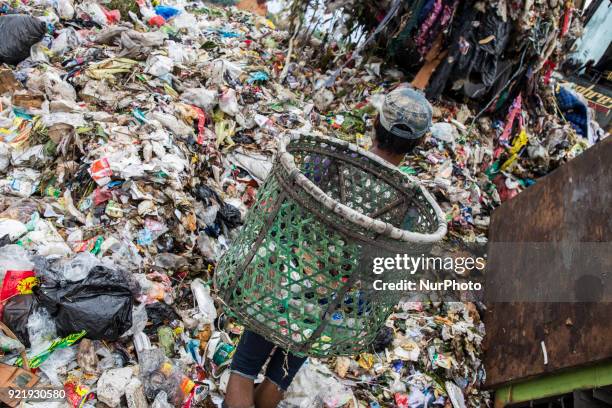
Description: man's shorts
229,330,307,391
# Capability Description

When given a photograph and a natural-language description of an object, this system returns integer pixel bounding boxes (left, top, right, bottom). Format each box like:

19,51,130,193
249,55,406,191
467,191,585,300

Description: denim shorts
230,330,307,391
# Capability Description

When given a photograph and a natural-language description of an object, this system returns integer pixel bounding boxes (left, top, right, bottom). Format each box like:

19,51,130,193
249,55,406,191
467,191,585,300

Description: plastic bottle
191,279,217,324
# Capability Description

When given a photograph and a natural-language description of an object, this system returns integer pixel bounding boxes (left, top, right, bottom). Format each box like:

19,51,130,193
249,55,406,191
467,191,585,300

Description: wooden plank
483,137,612,388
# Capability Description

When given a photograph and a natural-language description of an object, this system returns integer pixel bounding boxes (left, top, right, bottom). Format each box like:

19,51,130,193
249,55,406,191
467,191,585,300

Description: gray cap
378,87,433,140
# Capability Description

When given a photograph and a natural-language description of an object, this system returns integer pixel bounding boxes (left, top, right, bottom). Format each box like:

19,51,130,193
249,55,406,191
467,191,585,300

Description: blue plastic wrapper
155,5,181,20
247,71,269,84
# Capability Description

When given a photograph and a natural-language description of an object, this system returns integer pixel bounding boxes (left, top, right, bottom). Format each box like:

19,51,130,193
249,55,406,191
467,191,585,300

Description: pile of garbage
0,1,607,408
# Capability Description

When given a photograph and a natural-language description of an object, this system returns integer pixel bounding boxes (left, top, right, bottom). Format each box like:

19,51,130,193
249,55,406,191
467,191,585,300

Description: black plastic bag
217,202,242,229
0,15,47,65
2,294,37,347
193,185,218,206
34,265,133,340
194,184,242,229
144,302,180,335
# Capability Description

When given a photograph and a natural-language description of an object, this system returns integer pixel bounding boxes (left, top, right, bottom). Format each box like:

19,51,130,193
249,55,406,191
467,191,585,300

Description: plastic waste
219,88,240,116
145,55,174,78
57,252,100,282
34,265,133,340
0,1,599,406
157,326,175,356
155,6,180,20
283,360,353,408
0,331,25,354
55,0,75,20
148,15,166,27
122,303,148,337
167,41,196,66
2,295,38,347
151,391,174,408
0,15,47,65
431,122,456,144
65,376,95,407
78,3,108,25
26,306,57,353
145,302,180,334
171,12,197,32
191,279,217,325
0,142,10,172
139,348,194,407
42,70,77,101
38,346,77,386
50,28,80,56
0,245,34,280
180,88,218,112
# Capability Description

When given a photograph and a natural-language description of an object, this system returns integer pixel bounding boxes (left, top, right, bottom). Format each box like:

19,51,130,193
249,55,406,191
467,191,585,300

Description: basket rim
277,132,447,243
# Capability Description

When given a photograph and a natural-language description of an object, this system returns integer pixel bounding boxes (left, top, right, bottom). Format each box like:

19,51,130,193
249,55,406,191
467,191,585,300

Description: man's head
374,86,433,156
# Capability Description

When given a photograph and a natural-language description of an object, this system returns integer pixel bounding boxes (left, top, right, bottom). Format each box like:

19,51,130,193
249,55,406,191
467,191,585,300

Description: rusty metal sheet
483,137,612,388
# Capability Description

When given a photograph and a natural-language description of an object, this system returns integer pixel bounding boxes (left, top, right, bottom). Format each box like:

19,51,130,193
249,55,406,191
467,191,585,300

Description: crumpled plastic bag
208,59,243,86
55,251,100,282
0,15,47,65
149,111,194,138
41,112,85,128
167,41,197,65
19,218,72,256
431,122,457,144
50,27,80,56
55,0,75,20
145,55,174,78
180,88,218,112
226,149,273,184
1,168,41,197
283,360,354,408
2,294,37,347
191,279,217,324
42,70,77,101
94,27,167,59
0,142,10,172
78,2,110,26
34,264,133,340
172,11,198,33
219,89,240,116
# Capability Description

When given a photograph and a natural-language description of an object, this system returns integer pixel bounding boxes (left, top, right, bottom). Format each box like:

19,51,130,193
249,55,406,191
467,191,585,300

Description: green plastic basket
215,133,446,356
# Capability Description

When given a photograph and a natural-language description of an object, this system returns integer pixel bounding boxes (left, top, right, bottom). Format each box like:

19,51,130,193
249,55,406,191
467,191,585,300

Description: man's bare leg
225,373,256,408
253,378,283,408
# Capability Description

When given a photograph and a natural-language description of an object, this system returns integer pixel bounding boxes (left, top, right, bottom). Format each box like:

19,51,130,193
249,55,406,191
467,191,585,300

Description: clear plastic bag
139,348,187,407
219,89,240,116
0,245,34,282
27,307,58,353
55,0,75,19
57,251,99,282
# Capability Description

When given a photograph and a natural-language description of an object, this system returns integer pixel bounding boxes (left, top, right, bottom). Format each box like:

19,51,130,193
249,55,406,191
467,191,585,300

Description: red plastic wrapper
148,15,166,27
0,270,36,318
93,186,113,206
192,106,206,145
394,393,409,408
88,158,112,186
64,378,95,408
101,6,121,24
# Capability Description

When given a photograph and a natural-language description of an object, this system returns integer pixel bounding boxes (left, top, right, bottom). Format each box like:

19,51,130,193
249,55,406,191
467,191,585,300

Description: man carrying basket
223,86,435,408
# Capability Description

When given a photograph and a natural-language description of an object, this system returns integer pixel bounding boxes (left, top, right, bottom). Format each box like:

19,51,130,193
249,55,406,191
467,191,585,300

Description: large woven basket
215,133,446,356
